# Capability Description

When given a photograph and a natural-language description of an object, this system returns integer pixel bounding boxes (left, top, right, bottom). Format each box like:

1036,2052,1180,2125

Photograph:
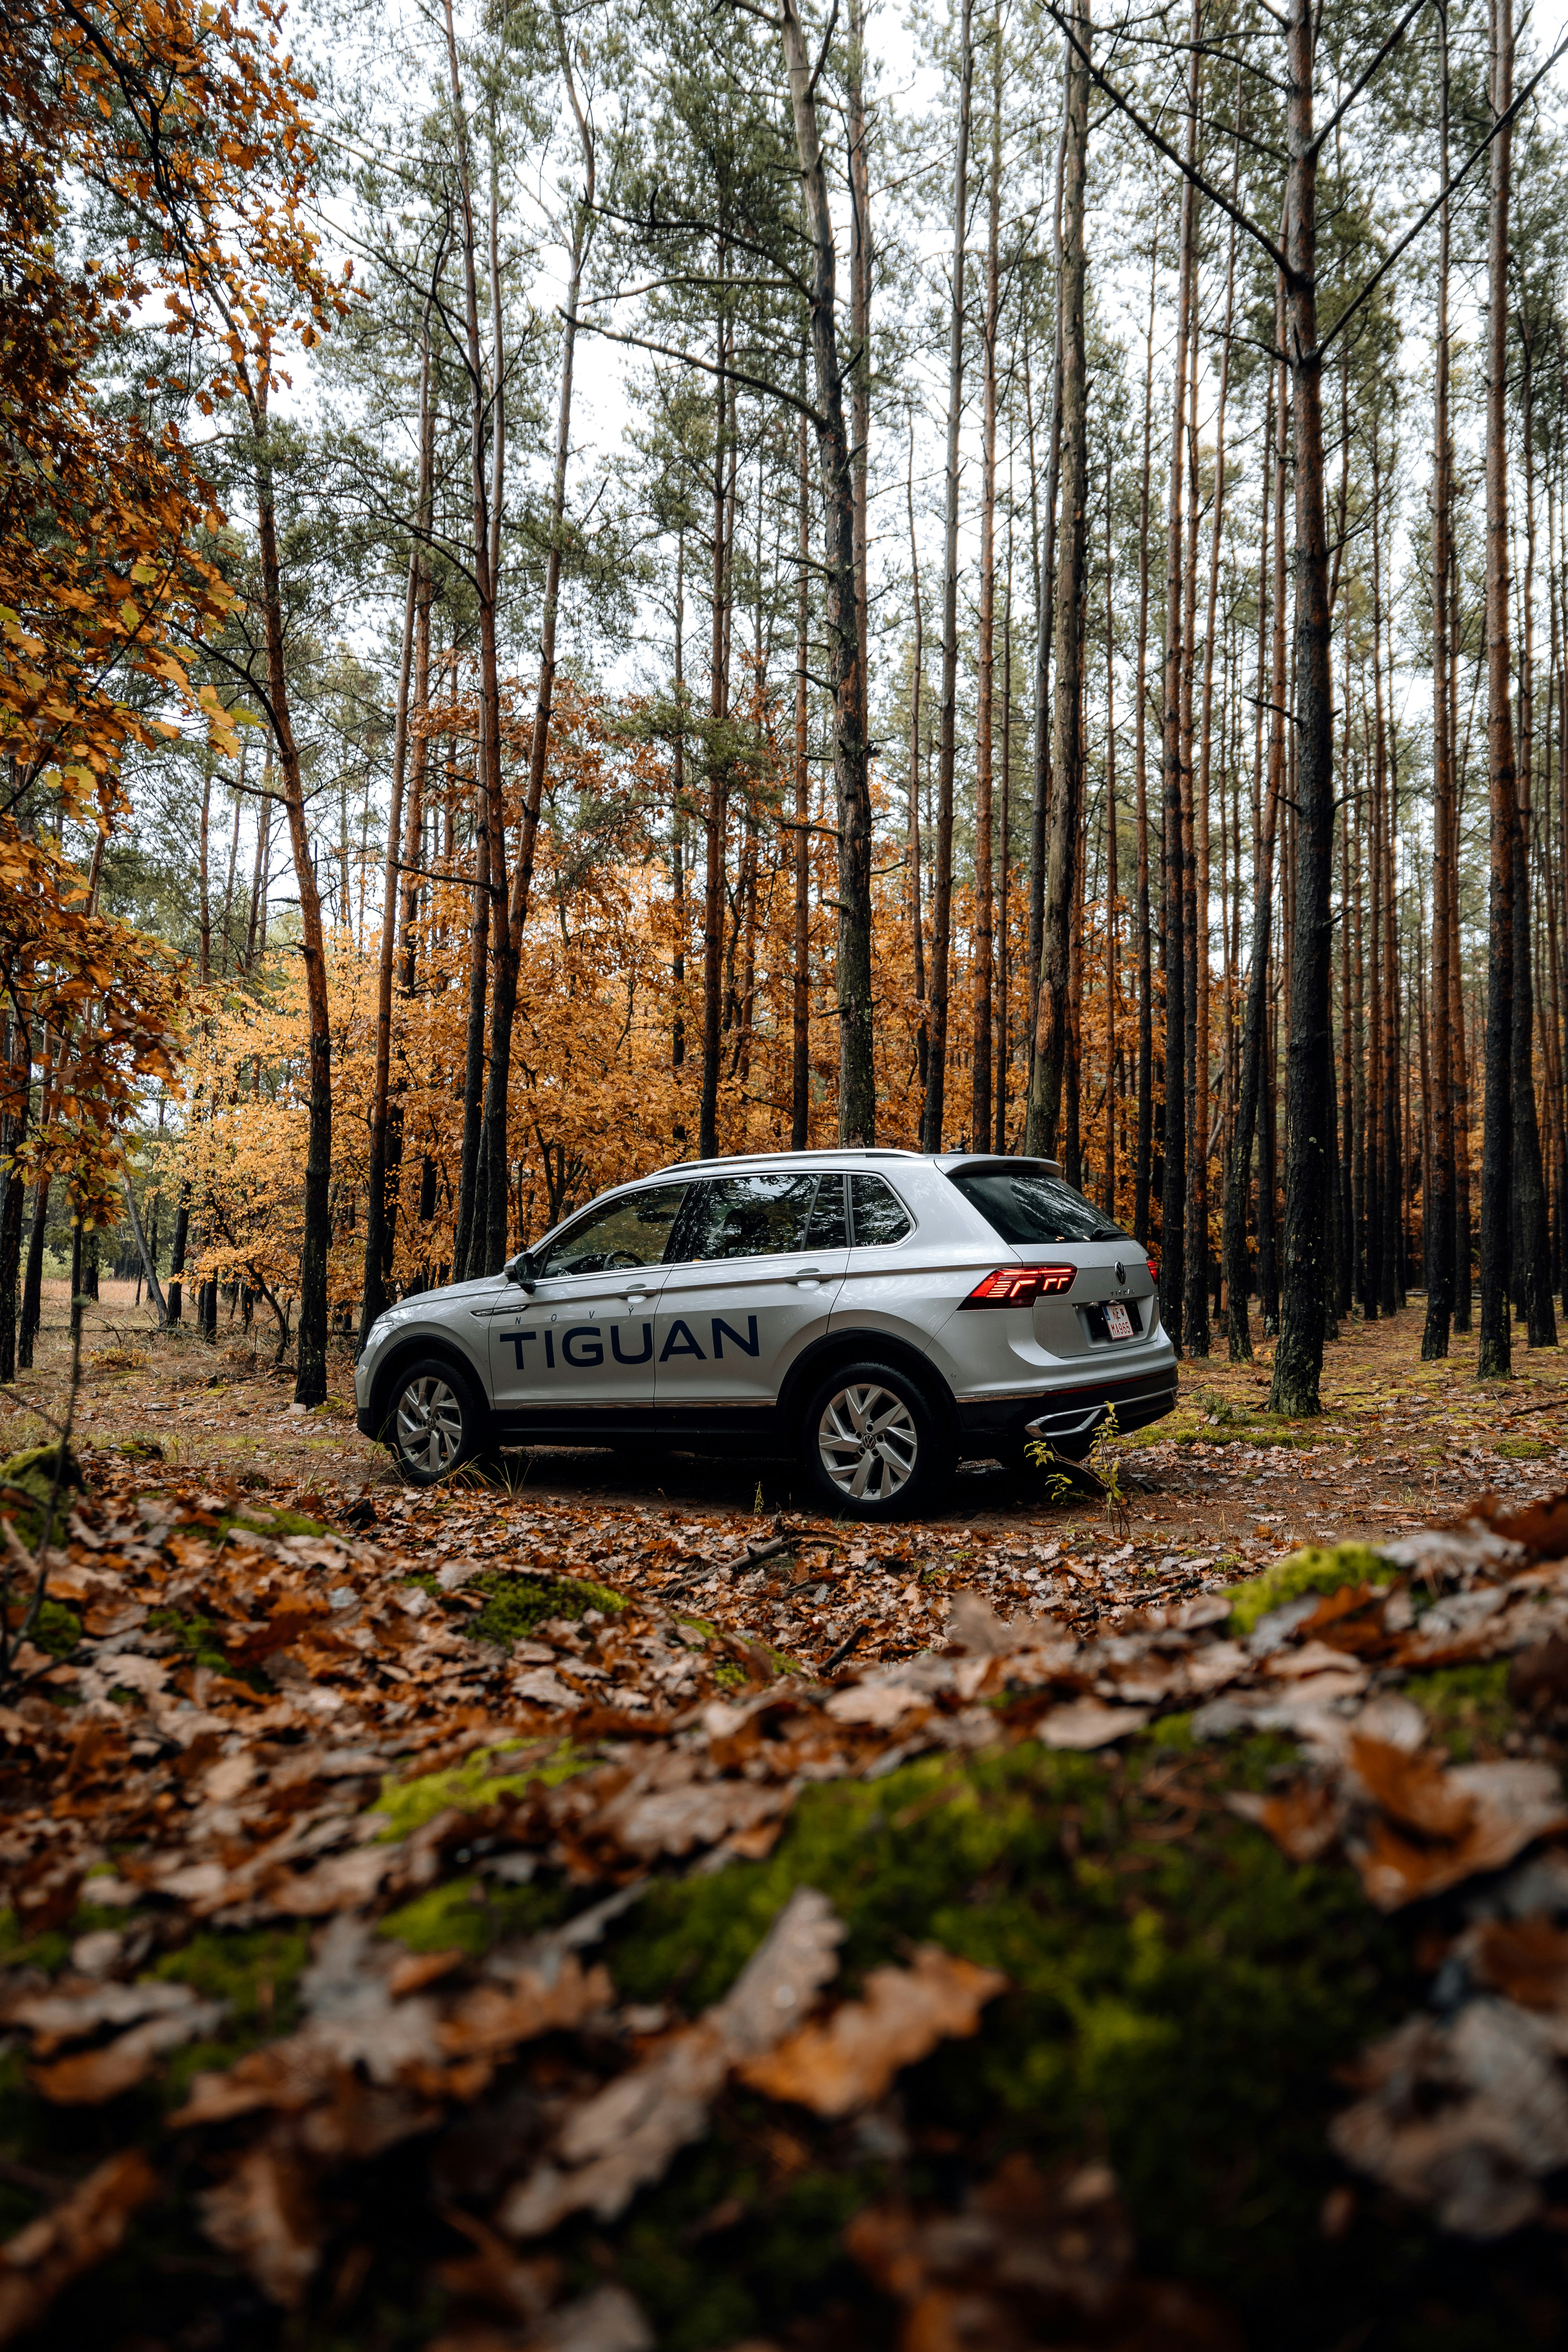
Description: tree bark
794,405,812,1148
1227,318,1286,1360
906,406,927,1102
1134,208,1159,1244
971,5,1001,1150
1479,0,1517,1381
1514,306,1556,1345
361,316,431,1345
779,0,874,1144
1424,8,1455,1359
922,0,973,1153
1267,0,1335,1417
483,11,594,1256
442,0,502,1280
1026,0,1089,1158
1158,11,1199,1347
251,391,331,1405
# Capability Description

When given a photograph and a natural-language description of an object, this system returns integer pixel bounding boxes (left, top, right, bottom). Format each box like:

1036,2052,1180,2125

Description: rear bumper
956,1367,1178,1448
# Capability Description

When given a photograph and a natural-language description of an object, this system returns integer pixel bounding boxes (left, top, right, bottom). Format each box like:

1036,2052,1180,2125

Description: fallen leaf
1347,1736,1477,1839
436,1957,612,2059
1037,1696,1151,1749
1228,1781,1343,1863
31,1998,225,2104
501,1887,843,2235
200,2142,322,2309
844,2152,1241,2350
1331,1998,1568,2238
738,1946,1006,2116
1354,1762,1568,1911
0,2150,157,2344
1468,1916,1568,2011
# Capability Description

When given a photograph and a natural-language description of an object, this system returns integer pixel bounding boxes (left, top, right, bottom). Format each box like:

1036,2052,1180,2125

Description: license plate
1105,1302,1134,1340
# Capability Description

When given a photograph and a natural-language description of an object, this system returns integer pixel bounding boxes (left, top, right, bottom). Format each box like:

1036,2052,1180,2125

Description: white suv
354,1151,1177,1519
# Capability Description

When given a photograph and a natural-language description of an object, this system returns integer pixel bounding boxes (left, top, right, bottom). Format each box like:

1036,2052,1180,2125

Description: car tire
798,1359,952,1521
386,1355,484,1485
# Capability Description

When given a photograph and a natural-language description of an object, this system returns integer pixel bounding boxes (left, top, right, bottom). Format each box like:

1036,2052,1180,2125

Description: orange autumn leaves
1,0,343,1219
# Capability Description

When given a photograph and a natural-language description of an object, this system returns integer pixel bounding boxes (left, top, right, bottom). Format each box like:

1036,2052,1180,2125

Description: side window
804,1172,849,1249
680,1172,821,1262
537,1183,688,1277
850,1172,913,1246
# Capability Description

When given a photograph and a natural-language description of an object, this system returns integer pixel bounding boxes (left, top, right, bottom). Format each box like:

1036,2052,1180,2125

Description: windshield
950,1169,1127,1245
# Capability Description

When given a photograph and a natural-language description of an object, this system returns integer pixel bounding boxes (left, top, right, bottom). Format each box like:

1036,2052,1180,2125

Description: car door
652,1170,849,1440
486,1181,688,1439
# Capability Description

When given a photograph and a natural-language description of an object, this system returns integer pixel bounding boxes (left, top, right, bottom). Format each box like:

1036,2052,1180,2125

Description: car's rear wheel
799,1360,951,1520
387,1357,483,1485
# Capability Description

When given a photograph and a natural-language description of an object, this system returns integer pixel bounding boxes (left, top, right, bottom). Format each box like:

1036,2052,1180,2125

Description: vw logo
1115,1261,1126,1289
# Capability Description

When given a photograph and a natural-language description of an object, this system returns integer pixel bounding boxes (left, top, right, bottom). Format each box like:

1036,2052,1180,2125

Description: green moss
147,1925,309,2027
25,1598,82,1658
598,1734,1425,2350
377,1872,575,1959
1225,1542,1396,1634
0,1442,83,1506
371,1739,592,1841
465,1569,626,1648
141,1605,269,1692
1493,1436,1550,1460
1405,1661,1515,1761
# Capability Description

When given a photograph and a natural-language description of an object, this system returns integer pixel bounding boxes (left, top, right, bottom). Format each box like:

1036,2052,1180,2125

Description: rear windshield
950,1169,1127,1245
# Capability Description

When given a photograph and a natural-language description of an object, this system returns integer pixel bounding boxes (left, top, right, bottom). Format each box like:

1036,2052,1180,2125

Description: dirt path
4,1285,1563,1655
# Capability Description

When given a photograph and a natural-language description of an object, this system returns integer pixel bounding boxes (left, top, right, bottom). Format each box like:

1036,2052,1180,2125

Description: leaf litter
9,1444,1568,2339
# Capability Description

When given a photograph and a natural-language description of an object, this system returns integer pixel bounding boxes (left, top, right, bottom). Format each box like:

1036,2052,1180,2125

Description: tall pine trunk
1479,0,1517,1381
1026,0,1090,1158
1268,0,1336,1417
922,0,973,1151
1158,13,1199,1346
1424,9,1455,1358
780,0,875,1143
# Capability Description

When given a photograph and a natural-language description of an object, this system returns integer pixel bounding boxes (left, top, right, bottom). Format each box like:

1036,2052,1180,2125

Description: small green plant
1025,1403,1128,1532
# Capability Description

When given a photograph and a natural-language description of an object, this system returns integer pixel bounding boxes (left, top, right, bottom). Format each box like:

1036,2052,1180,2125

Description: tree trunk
1025,0,1090,1159
1268,0,1335,1417
442,0,502,1281
361,317,431,1346
971,7,1001,1150
906,407,927,1102
922,0,973,1153
1028,125,1067,1115
794,405,812,1148
700,316,729,1163
1513,312,1556,1345
1479,0,1517,1381
1186,200,1235,1358
1227,322,1285,1361
1424,10,1455,1359
483,13,594,1260
780,0,874,1144
253,406,331,1406
1158,11,1199,1348
1134,211,1159,1244
847,0,871,702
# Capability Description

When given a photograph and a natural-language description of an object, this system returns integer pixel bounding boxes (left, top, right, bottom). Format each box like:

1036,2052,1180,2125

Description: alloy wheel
817,1381,919,1502
395,1374,465,1475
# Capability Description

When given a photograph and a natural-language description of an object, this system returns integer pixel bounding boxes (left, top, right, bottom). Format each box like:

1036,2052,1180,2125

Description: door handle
795,1267,823,1283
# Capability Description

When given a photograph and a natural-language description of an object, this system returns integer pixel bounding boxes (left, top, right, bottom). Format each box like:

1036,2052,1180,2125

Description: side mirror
506,1251,538,1294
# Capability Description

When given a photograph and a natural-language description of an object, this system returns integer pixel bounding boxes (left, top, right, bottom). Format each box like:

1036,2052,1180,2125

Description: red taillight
960,1264,1075,1308
1146,1258,1159,1288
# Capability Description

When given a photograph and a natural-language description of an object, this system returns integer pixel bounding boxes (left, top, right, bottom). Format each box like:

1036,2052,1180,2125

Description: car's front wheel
799,1360,951,1520
387,1357,483,1485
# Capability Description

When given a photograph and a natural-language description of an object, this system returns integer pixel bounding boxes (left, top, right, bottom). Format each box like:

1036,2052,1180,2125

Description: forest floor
4,1279,1566,1644
6,1285,1568,2348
